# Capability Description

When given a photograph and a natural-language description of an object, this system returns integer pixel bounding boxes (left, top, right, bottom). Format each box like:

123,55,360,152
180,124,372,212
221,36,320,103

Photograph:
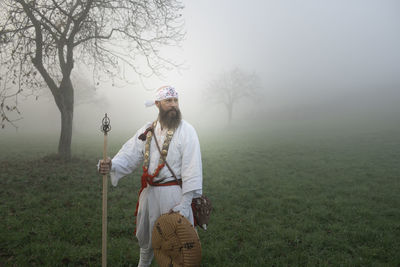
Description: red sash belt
134,165,180,233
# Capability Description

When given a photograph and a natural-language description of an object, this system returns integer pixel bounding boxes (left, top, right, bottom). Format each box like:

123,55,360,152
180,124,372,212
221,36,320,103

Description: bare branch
1,0,185,133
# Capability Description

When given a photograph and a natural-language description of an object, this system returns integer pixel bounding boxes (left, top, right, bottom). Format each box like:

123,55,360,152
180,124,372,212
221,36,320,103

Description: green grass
1,120,400,266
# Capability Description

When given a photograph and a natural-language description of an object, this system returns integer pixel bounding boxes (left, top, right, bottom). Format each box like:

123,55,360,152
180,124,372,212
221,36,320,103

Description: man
99,86,203,267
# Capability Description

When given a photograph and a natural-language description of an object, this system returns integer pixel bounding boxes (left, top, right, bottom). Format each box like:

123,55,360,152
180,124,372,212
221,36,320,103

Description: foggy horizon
1,0,399,138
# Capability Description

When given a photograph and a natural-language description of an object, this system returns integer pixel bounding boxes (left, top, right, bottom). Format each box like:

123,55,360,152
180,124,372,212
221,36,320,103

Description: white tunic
109,120,203,248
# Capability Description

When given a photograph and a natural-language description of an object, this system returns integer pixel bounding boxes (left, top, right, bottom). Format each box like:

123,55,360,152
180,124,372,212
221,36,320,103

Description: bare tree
205,68,260,125
0,0,185,160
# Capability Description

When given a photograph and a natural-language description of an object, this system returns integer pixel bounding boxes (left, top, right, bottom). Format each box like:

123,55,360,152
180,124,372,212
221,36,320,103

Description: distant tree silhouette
205,68,260,125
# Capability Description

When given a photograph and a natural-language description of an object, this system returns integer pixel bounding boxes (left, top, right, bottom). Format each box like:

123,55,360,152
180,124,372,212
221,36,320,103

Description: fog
2,0,400,140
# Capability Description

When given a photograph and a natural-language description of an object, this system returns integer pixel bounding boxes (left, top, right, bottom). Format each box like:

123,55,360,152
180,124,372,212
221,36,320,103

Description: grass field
1,118,400,266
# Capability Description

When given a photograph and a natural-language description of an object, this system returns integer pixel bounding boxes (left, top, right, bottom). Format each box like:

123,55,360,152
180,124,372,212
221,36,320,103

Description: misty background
2,0,400,142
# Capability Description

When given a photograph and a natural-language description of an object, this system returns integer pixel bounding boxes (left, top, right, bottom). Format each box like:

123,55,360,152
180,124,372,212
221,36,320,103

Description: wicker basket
152,213,201,267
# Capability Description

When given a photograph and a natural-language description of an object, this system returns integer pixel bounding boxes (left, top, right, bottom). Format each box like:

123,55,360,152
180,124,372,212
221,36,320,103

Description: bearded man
99,86,203,267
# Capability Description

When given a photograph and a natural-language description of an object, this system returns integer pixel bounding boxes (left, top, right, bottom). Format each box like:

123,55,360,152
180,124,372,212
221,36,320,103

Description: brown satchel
151,128,212,230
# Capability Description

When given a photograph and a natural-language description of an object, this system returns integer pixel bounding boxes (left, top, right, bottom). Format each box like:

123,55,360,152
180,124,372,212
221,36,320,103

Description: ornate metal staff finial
101,113,111,134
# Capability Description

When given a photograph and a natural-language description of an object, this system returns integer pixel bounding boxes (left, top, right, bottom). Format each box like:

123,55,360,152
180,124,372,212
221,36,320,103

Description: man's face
158,97,178,109
156,97,181,129
157,98,179,116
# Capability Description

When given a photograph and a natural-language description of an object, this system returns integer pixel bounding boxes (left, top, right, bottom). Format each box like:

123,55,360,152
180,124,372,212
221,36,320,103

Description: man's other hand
99,158,112,175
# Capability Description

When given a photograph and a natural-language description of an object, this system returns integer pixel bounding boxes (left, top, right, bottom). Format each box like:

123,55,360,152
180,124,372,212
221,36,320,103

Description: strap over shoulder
138,122,155,141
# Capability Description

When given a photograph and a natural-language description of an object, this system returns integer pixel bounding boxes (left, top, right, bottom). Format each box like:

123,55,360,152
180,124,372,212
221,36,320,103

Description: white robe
109,120,203,248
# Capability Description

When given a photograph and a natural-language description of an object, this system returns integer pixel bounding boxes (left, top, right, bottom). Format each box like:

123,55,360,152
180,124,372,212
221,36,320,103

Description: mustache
167,107,178,113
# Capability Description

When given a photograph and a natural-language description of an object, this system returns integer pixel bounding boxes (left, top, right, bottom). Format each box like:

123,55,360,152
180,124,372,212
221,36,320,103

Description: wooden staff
101,113,111,267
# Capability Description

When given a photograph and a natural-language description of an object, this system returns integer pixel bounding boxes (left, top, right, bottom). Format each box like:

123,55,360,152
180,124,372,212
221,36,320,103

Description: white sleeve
172,191,194,219
180,124,203,195
109,130,145,186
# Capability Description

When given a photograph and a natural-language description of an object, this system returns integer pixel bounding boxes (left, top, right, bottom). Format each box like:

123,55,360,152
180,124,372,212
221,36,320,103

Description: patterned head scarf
145,86,179,107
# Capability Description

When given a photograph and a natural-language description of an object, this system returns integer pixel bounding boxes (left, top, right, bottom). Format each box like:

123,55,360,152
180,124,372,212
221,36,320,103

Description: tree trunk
57,80,74,160
58,108,73,160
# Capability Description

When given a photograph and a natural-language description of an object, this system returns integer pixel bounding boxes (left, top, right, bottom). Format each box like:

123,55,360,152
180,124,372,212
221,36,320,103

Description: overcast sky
183,0,400,104
3,0,400,136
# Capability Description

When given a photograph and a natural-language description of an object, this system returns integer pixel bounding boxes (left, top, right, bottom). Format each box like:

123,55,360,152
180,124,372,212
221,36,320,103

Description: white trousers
135,184,194,266
138,248,153,267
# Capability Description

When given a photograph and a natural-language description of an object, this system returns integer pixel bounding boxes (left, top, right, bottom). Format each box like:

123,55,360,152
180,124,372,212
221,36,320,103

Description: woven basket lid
152,213,201,267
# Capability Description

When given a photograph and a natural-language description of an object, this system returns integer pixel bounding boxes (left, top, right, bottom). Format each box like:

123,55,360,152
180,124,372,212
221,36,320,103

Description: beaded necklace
142,121,175,179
